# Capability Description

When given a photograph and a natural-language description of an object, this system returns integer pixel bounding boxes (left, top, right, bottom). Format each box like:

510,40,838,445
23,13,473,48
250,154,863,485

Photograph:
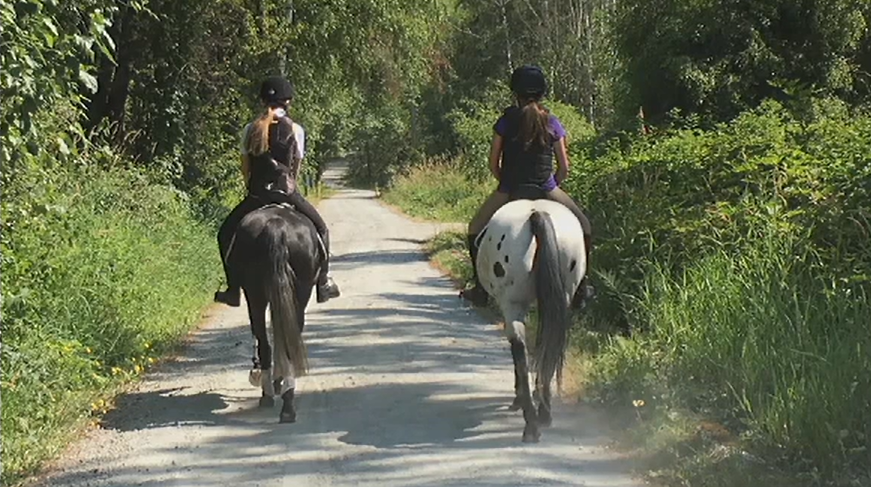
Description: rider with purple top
461,65,594,307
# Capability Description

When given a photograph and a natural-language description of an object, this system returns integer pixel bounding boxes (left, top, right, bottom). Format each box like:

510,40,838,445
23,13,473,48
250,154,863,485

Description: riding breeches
284,191,330,254
542,187,592,237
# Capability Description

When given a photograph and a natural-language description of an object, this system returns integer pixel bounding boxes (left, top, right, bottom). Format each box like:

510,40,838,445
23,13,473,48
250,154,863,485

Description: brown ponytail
246,106,279,156
518,99,550,149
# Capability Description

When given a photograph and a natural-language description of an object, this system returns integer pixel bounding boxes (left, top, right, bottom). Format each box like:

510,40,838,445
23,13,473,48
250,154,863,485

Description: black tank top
497,106,556,191
246,113,299,194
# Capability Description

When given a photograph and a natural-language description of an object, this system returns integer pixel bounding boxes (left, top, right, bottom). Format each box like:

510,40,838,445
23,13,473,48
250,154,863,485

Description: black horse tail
262,219,309,378
529,210,570,389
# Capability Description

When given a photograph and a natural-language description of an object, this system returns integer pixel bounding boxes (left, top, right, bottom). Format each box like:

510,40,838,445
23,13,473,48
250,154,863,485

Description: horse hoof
509,397,523,411
259,396,275,408
279,410,297,423
538,412,553,428
522,426,541,443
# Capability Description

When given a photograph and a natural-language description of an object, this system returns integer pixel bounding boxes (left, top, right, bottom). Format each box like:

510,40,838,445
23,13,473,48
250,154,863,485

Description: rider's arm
552,115,570,184
488,133,503,181
241,154,251,185
239,123,252,186
554,137,570,184
290,122,305,182
290,154,302,183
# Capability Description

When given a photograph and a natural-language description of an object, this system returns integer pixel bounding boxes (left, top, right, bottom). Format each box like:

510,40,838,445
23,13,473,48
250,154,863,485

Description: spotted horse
473,198,587,442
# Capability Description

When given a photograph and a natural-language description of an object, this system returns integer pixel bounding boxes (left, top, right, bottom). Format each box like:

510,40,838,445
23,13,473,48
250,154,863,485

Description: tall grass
1,159,224,484
586,224,871,478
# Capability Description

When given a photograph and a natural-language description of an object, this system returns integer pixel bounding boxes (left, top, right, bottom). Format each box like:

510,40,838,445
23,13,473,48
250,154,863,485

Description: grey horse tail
529,210,571,389
261,218,309,377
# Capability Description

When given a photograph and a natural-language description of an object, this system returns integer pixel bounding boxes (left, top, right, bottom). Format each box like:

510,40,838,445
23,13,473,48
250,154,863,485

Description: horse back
234,205,321,282
477,200,586,305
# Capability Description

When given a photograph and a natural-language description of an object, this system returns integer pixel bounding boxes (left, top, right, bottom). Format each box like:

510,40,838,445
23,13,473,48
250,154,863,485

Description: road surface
33,160,643,487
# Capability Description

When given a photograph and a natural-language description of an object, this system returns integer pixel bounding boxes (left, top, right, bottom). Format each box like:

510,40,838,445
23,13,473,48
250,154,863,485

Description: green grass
1,161,224,486
302,180,337,205
425,231,475,286
380,160,491,223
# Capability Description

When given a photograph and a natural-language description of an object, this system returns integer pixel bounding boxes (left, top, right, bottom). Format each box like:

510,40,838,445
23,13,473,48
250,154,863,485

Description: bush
381,158,491,223
572,101,871,307
573,100,871,479
1,149,223,484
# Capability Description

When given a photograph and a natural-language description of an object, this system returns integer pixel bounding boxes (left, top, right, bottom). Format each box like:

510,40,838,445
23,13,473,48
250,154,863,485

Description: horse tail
262,219,309,378
529,210,570,388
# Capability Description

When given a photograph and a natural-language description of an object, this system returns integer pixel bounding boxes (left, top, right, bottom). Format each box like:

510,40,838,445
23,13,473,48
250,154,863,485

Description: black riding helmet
259,75,295,105
509,65,548,98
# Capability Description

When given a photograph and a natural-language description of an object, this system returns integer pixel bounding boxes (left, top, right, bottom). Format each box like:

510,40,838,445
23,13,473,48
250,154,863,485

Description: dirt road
34,160,643,487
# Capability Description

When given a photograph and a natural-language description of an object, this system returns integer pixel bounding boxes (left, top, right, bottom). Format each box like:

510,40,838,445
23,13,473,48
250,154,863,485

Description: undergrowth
1,153,224,485
380,159,491,223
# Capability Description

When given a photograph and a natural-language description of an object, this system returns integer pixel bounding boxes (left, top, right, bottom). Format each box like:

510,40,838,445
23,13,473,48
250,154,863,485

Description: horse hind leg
278,380,296,424
505,315,540,443
245,290,275,408
536,376,553,428
277,269,313,423
274,313,300,424
274,368,296,423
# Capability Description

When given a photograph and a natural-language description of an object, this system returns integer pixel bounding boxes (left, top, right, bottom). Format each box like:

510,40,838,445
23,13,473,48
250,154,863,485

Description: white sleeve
292,122,305,160
239,123,252,155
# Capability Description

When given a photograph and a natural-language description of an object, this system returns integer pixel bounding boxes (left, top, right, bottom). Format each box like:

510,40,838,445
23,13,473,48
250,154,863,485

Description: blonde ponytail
246,106,279,156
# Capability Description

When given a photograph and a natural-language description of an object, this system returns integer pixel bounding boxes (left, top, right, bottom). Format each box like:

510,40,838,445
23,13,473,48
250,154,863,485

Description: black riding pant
217,190,331,290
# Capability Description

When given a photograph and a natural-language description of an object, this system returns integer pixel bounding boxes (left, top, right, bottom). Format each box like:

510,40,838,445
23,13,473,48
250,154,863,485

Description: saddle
507,183,548,202
224,190,327,269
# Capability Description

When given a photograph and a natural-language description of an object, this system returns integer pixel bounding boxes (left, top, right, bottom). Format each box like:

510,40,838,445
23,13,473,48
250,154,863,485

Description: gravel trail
33,160,643,487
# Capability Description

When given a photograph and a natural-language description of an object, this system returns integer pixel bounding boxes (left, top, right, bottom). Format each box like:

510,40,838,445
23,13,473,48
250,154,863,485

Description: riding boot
460,234,489,306
316,271,340,303
316,247,340,303
215,235,241,307
214,287,241,307
571,233,595,310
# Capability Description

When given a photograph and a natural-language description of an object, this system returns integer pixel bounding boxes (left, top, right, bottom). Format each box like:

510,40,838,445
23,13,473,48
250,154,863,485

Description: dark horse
226,164,323,423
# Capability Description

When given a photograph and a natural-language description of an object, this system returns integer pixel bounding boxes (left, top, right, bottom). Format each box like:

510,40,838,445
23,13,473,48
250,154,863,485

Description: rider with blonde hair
215,75,340,307
461,65,594,307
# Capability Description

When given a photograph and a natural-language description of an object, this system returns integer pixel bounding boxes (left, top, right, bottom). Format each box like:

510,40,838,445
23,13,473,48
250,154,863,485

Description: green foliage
1,144,222,485
575,101,871,301
586,229,871,480
381,159,491,222
613,0,871,121
346,99,424,188
0,0,119,162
